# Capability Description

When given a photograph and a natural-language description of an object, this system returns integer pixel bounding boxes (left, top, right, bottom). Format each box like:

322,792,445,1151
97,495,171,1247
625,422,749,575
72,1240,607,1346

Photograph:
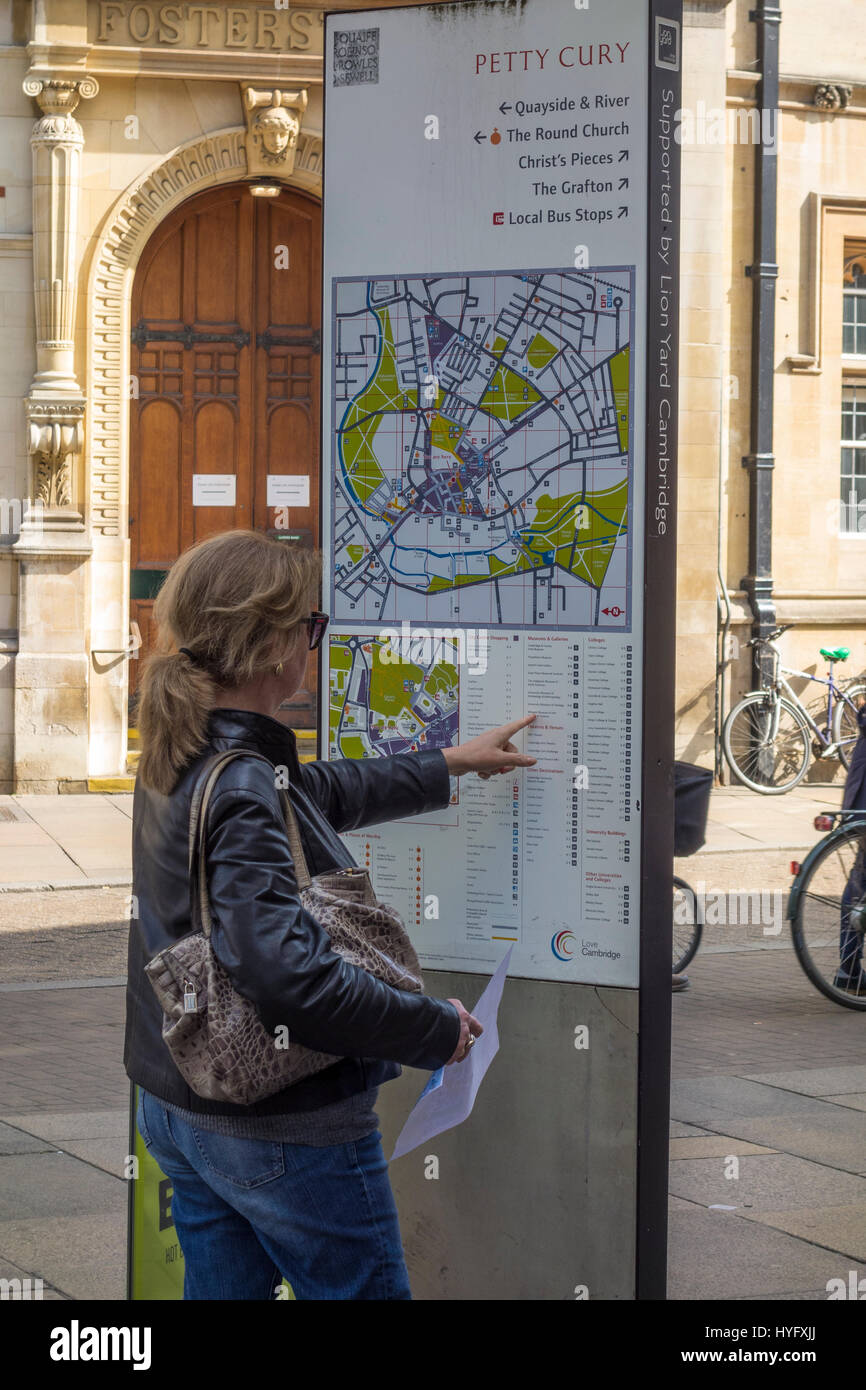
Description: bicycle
787,809,866,1010
722,624,866,794
671,762,712,973
673,876,703,973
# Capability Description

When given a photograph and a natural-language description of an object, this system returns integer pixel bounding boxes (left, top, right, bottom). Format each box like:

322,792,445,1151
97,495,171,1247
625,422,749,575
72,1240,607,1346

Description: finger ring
466,1035,476,1048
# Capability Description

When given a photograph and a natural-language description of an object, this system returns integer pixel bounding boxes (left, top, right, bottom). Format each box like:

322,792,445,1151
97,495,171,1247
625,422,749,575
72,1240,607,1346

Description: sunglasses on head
306,611,329,651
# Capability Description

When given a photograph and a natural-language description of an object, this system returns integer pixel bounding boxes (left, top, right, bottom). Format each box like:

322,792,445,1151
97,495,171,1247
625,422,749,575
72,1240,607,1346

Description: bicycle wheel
722,692,811,794
673,876,703,972
833,682,866,771
791,823,866,1010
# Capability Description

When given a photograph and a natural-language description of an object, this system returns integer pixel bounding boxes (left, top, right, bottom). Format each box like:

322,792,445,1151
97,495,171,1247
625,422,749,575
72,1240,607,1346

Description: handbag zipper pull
183,979,198,1014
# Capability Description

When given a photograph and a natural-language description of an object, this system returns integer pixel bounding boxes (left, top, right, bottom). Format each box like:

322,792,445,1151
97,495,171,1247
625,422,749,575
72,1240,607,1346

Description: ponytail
137,651,219,796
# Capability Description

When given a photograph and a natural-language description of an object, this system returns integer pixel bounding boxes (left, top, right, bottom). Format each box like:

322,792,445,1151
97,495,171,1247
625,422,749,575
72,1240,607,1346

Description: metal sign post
321,0,681,1299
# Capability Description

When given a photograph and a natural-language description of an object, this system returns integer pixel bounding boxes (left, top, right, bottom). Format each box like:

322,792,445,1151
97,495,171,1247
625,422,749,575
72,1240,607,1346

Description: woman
837,695,866,993
125,529,536,1299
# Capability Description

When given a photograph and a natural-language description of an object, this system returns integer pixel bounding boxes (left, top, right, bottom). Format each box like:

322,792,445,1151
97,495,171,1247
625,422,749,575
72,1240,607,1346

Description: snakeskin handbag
144,749,424,1105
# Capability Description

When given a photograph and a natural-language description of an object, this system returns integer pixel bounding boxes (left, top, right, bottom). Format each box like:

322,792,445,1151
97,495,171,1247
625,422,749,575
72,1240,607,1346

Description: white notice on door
192,474,236,507
267,475,310,508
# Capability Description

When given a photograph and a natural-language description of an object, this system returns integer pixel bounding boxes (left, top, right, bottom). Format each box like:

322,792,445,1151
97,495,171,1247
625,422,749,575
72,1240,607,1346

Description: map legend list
336,627,639,983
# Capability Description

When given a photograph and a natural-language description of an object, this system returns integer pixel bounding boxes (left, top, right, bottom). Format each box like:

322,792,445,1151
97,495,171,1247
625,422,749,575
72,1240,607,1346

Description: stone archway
85,125,322,778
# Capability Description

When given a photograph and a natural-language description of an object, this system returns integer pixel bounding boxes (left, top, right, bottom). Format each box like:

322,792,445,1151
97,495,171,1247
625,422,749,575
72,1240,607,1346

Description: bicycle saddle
819,646,850,662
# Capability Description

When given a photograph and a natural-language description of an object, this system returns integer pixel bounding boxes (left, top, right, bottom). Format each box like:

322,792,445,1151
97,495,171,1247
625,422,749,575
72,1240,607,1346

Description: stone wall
0,0,864,786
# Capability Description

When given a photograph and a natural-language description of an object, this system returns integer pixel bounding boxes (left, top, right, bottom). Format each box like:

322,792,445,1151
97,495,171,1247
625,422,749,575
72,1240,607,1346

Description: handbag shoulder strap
280,791,312,891
187,750,245,876
189,748,313,938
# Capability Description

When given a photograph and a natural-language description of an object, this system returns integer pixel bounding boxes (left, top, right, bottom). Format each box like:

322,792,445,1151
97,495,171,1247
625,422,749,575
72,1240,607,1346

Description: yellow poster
128,1084,294,1300
129,1085,185,1300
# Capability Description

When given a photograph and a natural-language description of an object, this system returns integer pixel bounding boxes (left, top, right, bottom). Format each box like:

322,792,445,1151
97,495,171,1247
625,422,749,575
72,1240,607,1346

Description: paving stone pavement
0,887,130,983
0,794,133,890
0,774,863,1302
0,969,129,1299
667,944,866,1300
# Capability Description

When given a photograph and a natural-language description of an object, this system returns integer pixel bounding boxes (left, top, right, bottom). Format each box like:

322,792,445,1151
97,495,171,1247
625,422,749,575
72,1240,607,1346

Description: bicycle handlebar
745,623,794,649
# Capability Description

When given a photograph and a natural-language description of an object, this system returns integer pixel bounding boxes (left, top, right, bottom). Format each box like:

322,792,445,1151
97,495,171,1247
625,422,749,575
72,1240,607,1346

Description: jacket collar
206,707,302,778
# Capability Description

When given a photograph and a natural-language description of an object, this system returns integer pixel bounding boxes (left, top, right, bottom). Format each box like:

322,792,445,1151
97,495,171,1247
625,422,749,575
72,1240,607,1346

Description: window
843,240,866,356
841,384,866,533
840,240,866,533
843,291,866,355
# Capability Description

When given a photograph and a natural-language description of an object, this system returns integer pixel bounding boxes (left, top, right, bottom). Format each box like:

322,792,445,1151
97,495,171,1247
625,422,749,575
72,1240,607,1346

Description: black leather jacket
124,707,462,1117
843,700,866,811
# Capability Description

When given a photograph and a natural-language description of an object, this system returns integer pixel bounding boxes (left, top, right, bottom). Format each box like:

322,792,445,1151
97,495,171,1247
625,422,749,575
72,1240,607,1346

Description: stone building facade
678,0,866,783
0,0,864,790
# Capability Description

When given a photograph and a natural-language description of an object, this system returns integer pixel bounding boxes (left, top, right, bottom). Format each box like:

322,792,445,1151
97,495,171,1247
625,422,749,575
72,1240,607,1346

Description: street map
329,632,460,799
331,268,633,630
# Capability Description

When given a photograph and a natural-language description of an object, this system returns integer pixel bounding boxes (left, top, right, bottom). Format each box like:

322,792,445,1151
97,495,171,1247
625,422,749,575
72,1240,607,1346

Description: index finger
495,713,537,741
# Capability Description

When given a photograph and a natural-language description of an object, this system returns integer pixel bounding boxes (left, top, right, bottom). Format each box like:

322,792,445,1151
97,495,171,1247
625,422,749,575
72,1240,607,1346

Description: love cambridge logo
551,930,576,961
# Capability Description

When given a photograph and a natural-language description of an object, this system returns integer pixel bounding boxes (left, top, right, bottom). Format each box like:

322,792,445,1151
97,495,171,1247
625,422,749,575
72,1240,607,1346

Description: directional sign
320,0,682,1301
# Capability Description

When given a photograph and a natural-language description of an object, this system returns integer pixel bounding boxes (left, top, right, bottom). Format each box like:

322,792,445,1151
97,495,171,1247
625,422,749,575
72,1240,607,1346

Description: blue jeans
839,840,866,982
136,1089,412,1300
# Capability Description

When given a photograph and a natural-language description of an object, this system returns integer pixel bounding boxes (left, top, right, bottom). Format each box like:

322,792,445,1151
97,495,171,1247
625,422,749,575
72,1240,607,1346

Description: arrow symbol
499,101,513,114
473,130,485,144
618,148,629,162
618,176,629,190
618,205,628,219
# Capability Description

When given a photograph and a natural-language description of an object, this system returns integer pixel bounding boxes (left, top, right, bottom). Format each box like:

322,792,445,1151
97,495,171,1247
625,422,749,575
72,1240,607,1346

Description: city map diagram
329,632,460,801
331,267,633,629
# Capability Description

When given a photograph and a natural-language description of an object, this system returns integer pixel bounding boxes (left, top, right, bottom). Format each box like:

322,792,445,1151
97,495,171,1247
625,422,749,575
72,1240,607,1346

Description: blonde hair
137,530,321,795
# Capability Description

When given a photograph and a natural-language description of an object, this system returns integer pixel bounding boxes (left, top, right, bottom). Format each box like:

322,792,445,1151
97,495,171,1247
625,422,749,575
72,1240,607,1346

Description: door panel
262,197,318,322
258,349,317,524
252,192,321,546
192,395,242,545
192,199,246,325
137,223,182,319
134,396,182,568
129,183,322,721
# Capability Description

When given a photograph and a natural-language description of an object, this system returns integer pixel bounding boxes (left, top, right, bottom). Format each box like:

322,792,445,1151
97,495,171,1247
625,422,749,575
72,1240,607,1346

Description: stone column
12,76,98,791
19,75,98,535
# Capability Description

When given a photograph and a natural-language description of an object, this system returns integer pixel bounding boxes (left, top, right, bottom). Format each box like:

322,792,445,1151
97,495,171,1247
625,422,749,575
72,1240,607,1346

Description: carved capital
242,85,308,176
35,457,73,510
24,76,99,144
812,83,853,111
26,399,85,509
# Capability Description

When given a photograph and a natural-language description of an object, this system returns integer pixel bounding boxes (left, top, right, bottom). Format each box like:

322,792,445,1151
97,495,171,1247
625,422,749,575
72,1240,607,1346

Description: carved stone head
243,87,308,173
256,105,300,161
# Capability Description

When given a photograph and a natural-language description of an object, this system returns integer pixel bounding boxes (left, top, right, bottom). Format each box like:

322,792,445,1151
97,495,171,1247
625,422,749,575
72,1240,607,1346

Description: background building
0,0,864,790
678,0,866,781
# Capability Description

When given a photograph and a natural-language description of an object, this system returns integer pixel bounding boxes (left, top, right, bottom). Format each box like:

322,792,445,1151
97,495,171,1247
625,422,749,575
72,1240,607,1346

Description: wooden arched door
129,181,321,727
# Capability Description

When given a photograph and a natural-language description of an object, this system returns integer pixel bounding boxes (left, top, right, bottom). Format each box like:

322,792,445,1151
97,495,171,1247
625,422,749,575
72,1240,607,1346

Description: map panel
329,632,460,803
332,268,633,630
